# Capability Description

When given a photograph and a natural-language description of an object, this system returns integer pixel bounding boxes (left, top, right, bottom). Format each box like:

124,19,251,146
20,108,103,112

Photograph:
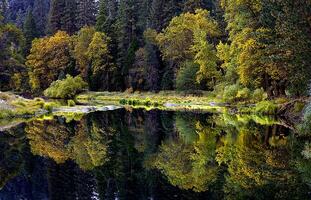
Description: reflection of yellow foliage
26,120,71,164
224,128,294,191
152,120,219,192
26,117,111,170
69,120,109,170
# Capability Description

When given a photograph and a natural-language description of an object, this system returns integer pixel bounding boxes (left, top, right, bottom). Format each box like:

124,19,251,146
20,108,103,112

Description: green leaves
44,75,88,99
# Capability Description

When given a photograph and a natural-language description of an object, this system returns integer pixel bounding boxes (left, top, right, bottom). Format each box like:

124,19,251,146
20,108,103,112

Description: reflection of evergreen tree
217,122,309,200
47,160,97,200
25,115,110,170
2,109,311,199
0,124,27,189
0,124,49,200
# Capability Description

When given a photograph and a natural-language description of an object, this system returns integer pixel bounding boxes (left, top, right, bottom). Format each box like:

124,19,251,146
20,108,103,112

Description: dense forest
0,0,310,99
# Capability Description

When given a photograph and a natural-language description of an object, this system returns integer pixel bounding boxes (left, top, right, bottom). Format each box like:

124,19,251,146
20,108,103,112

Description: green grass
76,91,286,114
0,92,59,119
77,91,218,106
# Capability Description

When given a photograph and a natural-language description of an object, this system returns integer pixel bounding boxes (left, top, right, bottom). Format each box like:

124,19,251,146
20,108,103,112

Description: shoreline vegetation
1,1,310,131
0,91,309,123
76,91,309,114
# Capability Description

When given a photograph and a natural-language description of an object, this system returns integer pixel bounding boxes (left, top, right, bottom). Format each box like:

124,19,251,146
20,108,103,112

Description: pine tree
147,0,183,90
149,0,182,32
6,0,34,24
23,7,38,54
47,0,64,34
15,9,24,29
183,0,216,13
48,0,77,34
96,0,117,34
115,0,139,88
75,0,97,30
96,0,118,84
0,0,7,19
62,0,77,34
33,0,50,36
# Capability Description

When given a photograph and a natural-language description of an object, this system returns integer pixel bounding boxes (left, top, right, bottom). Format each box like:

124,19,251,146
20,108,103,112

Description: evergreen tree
23,7,38,54
15,9,24,29
96,0,117,34
0,18,25,91
75,0,97,30
115,0,139,89
183,0,215,13
96,0,120,90
47,0,64,34
48,0,77,34
33,0,50,36
87,32,114,90
62,0,77,34
0,0,7,19
148,0,184,90
96,0,118,54
6,0,34,24
149,0,182,32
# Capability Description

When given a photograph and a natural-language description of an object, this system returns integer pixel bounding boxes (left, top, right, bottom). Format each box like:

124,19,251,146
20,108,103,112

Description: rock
53,105,122,114
164,103,178,107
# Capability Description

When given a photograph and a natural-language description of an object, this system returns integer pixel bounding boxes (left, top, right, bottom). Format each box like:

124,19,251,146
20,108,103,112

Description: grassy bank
76,91,306,115
77,91,224,112
1,91,307,120
0,92,48,119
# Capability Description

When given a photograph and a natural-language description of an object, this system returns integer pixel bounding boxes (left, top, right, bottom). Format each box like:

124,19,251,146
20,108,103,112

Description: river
0,107,310,200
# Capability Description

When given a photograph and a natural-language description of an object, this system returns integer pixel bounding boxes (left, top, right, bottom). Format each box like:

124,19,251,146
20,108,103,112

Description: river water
0,108,310,200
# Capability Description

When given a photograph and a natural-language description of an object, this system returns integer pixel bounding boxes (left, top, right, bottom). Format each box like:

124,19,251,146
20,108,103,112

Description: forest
0,0,310,101
1,1,311,199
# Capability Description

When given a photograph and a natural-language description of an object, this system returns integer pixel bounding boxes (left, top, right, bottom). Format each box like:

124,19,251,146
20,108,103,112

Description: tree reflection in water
0,109,310,199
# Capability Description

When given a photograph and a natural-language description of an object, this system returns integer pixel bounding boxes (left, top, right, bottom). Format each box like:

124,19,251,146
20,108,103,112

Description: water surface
0,108,310,200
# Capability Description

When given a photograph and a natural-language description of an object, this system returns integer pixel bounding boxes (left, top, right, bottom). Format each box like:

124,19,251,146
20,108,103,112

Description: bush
119,99,128,104
252,88,267,101
67,100,76,107
33,98,45,107
223,84,239,102
176,61,200,91
43,102,60,112
236,87,251,100
44,75,88,99
0,92,11,101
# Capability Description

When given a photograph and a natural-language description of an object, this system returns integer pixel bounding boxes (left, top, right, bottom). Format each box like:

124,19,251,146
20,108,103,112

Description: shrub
176,61,200,91
119,99,127,104
33,98,45,107
275,97,288,104
0,92,11,101
236,87,251,100
44,75,88,99
0,110,14,118
252,88,267,101
43,102,60,112
213,83,226,99
223,84,239,102
67,100,76,107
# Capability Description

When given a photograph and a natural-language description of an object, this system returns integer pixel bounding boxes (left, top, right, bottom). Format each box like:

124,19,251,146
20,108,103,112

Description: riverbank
76,91,309,116
1,91,309,124
0,92,47,119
